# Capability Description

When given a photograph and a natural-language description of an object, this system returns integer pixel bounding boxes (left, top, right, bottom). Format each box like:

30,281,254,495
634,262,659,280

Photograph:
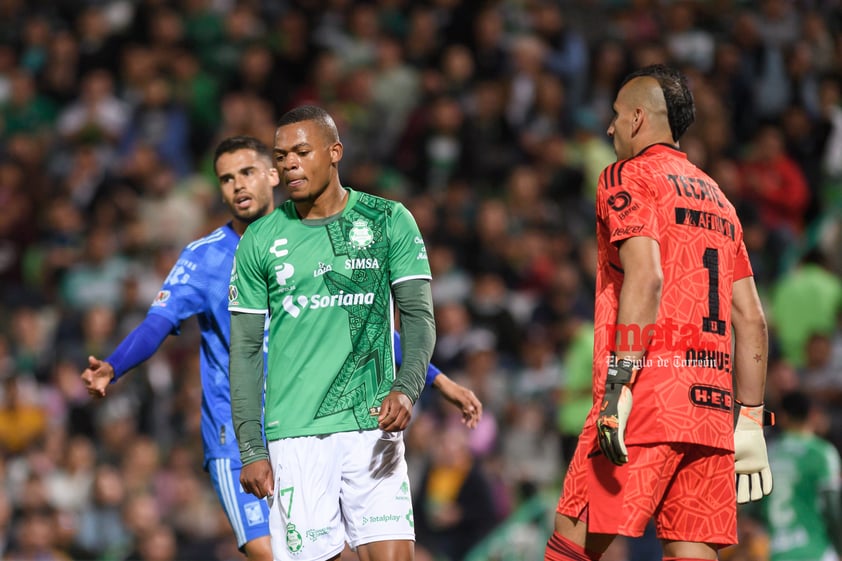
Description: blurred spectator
129,523,179,561
738,123,811,276
56,68,130,148
5,507,72,561
75,5,123,76
0,375,47,455
59,227,130,312
501,396,560,500
663,1,715,73
44,434,95,513
770,249,842,368
0,69,57,139
119,75,192,178
37,30,81,107
414,424,498,561
744,390,842,561
74,464,132,560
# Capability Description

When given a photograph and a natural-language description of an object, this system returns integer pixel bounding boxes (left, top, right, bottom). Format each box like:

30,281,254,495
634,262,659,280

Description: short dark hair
780,390,811,422
277,105,339,143
213,136,273,168
621,64,695,142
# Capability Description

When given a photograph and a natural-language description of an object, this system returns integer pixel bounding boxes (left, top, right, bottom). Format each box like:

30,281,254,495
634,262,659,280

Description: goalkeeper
544,64,772,561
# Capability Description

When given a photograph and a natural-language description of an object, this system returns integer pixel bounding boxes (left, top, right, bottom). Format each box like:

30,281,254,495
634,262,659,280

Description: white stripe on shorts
215,458,247,544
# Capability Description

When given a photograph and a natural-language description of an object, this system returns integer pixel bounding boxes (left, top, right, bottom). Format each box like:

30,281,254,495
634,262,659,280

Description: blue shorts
208,458,271,549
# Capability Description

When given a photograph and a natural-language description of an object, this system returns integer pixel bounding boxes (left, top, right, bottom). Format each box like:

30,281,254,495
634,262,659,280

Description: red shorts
556,439,737,548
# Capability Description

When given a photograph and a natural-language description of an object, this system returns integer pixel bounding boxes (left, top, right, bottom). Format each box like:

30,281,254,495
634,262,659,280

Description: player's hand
734,402,773,504
434,374,483,429
596,359,635,466
241,458,274,501
81,355,115,398
378,391,413,431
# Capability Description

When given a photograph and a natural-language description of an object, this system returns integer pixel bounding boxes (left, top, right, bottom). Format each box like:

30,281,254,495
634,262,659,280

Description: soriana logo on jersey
281,290,375,318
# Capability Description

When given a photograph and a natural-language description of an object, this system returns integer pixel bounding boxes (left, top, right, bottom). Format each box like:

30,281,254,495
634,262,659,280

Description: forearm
732,277,768,405
392,279,435,403
106,314,174,380
229,311,268,465
393,330,441,387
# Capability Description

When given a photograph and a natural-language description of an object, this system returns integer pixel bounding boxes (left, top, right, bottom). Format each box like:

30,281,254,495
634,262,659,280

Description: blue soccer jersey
148,223,244,468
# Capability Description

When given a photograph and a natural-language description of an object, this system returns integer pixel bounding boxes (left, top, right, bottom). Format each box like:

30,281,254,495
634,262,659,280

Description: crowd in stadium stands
1,1,842,560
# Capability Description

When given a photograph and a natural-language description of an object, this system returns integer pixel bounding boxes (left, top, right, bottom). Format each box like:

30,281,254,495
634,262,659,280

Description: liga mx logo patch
348,219,373,250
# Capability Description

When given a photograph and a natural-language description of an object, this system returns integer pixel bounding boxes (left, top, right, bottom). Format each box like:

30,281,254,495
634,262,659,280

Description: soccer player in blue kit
81,136,482,560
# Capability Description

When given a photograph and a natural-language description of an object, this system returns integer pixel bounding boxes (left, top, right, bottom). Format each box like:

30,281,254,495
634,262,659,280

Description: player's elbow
631,267,663,302
732,298,767,333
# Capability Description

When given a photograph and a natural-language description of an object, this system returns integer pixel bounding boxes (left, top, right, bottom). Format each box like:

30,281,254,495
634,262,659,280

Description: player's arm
380,279,435,431
820,486,842,555
229,310,273,499
229,310,268,464
614,236,662,363
597,235,662,465
81,314,175,397
731,274,773,503
393,330,482,428
731,276,767,405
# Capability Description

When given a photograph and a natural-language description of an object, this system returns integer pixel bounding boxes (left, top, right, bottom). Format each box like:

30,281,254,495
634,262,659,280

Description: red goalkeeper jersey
589,143,753,451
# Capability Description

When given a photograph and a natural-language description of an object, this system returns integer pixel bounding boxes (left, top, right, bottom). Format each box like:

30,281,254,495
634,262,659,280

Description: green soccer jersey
229,188,431,440
760,431,842,561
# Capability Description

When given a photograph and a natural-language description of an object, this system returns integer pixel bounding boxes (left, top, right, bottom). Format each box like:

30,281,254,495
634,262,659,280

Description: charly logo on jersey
269,238,296,290
282,291,376,318
270,238,289,258
348,219,374,250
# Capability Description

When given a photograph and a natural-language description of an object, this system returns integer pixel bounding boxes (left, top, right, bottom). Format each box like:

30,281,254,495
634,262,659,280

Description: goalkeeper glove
597,358,636,466
734,401,774,504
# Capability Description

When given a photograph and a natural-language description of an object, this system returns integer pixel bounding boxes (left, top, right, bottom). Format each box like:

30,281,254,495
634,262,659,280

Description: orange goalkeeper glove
597,358,636,466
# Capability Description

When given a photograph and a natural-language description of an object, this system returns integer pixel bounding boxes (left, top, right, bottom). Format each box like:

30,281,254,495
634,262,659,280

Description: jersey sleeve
818,442,842,492
597,163,660,246
228,229,269,314
147,246,208,332
388,203,432,285
733,239,753,281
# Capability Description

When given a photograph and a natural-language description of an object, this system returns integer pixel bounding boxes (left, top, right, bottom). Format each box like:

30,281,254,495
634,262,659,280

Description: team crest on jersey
151,290,171,307
244,501,265,526
286,523,303,553
348,219,374,250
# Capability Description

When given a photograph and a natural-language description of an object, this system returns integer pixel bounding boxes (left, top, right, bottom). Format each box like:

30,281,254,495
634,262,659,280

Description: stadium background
1,0,841,559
